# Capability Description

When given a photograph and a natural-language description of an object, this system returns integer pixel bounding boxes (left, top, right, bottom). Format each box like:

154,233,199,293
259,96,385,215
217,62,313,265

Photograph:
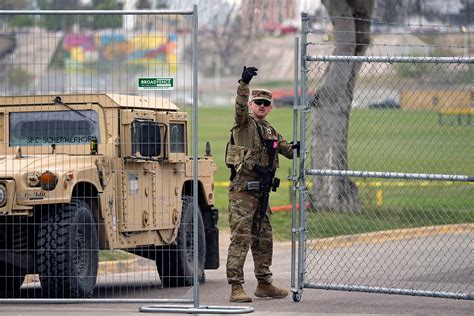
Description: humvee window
9,110,99,146
132,119,161,157
170,123,185,153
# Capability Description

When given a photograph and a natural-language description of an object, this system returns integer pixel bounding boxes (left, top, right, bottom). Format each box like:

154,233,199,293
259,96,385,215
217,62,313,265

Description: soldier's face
249,100,273,119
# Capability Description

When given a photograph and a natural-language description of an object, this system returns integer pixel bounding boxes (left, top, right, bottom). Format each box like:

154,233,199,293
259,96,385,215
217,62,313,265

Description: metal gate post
292,12,310,303
290,36,299,296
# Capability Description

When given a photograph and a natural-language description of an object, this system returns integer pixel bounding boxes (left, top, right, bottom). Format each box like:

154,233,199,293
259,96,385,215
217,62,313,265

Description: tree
37,0,83,31
310,0,374,212
90,0,123,30
0,0,31,27
199,2,254,77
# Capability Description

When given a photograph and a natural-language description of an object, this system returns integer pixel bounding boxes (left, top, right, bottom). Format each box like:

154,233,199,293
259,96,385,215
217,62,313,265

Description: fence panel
0,9,212,304
295,14,473,301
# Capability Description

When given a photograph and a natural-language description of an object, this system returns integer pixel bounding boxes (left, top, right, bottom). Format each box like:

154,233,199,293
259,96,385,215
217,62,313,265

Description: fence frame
291,12,474,303
0,7,254,313
0,6,193,306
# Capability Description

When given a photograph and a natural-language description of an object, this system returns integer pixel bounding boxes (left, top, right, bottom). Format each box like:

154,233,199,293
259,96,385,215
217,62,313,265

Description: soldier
225,66,299,302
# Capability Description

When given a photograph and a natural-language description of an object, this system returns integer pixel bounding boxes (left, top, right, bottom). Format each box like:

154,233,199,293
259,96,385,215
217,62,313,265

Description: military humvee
0,94,219,298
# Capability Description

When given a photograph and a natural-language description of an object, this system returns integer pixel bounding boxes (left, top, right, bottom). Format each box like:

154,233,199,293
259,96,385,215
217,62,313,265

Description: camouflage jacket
226,82,293,189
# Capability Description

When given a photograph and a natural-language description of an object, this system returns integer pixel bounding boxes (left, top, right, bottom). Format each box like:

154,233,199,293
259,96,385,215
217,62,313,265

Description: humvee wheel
156,196,206,287
0,261,26,293
37,199,98,298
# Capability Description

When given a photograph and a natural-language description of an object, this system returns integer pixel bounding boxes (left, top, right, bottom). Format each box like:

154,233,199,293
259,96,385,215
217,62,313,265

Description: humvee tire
37,199,99,298
156,196,206,287
0,261,26,293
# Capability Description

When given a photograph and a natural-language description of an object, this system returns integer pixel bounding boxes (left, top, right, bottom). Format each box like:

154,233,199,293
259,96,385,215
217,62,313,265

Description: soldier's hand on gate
241,66,258,84
291,141,300,157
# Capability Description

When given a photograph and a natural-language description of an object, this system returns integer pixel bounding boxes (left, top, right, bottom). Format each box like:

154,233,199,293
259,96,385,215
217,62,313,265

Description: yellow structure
400,89,473,112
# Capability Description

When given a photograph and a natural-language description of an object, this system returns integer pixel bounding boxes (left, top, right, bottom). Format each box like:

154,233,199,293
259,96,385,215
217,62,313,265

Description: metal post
0,10,195,15
192,3,200,309
290,36,299,293
294,12,310,303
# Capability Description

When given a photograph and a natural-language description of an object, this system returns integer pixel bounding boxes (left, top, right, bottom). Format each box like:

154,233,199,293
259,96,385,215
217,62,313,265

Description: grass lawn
196,106,473,240
99,250,135,261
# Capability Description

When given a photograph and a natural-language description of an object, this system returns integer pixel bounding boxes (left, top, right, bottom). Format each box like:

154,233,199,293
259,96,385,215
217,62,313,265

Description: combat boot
254,282,288,299
230,283,252,302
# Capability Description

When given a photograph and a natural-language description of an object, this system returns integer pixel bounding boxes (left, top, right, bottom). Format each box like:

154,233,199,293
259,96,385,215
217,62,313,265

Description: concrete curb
23,257,156,285
279,223,474,249
98,257,155,275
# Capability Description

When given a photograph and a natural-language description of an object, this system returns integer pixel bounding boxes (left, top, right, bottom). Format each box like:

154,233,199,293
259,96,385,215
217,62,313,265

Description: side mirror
132,120,161,157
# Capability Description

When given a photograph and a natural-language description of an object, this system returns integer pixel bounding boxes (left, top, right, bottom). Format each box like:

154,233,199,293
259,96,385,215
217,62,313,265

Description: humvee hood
0,154,96,177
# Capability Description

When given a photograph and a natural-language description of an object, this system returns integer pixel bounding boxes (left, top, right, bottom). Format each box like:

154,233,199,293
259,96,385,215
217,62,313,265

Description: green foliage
394,60,430,78
8,15,34,28
40,16,73,31
7,68,33,88
90,0,123,30
37,0,82,31
38,0,80,10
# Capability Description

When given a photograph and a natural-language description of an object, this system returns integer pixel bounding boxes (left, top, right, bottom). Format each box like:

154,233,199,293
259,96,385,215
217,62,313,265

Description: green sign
138,77,174,90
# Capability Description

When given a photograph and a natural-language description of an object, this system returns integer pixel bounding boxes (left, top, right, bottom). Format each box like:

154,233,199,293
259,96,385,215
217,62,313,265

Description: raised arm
234,66,258,126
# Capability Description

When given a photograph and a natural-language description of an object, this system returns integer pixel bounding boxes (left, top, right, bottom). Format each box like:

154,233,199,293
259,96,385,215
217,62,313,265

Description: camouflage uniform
226,82,293,285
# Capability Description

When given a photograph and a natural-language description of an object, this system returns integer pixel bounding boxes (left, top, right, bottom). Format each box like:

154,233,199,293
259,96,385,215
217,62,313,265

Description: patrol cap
251,89,272,102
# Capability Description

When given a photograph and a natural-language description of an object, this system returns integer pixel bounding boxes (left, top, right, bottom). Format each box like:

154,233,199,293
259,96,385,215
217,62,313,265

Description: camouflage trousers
226,189,273,285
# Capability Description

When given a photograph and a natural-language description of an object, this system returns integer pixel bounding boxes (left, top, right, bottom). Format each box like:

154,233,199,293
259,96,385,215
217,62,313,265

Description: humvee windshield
9,110,99,146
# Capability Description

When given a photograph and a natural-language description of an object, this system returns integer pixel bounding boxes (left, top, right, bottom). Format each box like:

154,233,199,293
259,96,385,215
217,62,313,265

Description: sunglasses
253,99,271,107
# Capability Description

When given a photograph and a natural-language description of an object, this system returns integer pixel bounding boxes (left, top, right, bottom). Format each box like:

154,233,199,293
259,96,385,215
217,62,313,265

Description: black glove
291,141,300,157
240,66,258,84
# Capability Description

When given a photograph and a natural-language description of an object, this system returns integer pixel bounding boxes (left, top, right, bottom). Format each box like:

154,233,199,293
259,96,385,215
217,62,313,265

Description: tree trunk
310,0,374,212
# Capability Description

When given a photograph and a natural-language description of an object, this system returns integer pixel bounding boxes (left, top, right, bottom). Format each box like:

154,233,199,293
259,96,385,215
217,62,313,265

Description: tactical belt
246,178,280,192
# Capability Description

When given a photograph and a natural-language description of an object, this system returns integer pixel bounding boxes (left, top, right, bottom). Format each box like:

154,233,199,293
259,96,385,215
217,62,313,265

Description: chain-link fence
292,14,473,301
0,9,226,308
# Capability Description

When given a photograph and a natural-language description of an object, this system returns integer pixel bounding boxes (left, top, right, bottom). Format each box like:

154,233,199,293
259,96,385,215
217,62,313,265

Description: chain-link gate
0,8,252,313
291,13,473,302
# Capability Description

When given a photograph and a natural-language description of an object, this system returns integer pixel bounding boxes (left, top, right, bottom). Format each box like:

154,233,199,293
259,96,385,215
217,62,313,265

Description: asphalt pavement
0,229,472,315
